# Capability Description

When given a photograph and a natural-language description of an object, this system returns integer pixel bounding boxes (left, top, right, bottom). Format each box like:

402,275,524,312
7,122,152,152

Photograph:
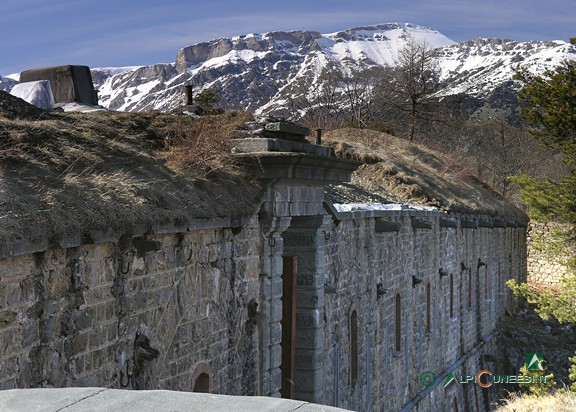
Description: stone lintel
239,153,359,184
375,219,401,233
478,219,493,228
133,238,162,255
439,218,458,229
152,223,188,234
265,121,309,137
323,202,342,223
231,138,331,157
50,233,83,249
411,218,432,229
493,220,507,228
461,220,478,229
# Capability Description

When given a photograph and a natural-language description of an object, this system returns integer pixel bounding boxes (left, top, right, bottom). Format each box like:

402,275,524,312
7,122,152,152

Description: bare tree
374,39,443,141
431,117,564,200
339,65,383,128
288,60,382,131
286,60,348,130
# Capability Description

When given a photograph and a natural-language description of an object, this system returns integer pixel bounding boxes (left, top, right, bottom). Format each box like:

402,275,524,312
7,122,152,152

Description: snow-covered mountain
93,23,458,113
0,75,18,93
434,37,575,117
7,23,576,117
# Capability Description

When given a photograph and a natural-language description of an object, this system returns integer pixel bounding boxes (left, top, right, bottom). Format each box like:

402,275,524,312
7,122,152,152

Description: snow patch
333,203,439,212
58,102,106,112
93,66,142,76
6,73,20,81
10,80,55,110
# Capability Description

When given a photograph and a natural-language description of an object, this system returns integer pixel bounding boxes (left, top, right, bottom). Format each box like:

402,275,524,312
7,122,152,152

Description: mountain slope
93,23,456,113
436,38,574,96
8,23,576,116
0,75,18,93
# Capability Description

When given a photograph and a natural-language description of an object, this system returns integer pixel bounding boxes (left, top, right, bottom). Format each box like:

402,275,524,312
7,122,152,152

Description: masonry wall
527,221,572,288
314,211,526,412
0,218,262,394
0,179,527,412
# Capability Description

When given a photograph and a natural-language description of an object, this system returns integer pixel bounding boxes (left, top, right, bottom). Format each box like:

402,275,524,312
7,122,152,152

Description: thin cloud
1,0,575,74
43,10,410,66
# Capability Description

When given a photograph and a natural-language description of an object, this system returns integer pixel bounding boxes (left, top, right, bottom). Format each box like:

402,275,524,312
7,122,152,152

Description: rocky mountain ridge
4,23,576,118
91,23,457,113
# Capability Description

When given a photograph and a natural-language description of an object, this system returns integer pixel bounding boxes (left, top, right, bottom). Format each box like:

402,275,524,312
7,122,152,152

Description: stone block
296,289,323,309
375,220,401,233
296,309,322,328
0,310,17,325
271,344,282,369
20,65,98,105
271,277,283,299
270,322,282,346
295,327,324,350
295,348,319,367
270,299,283,323
260,373,272,395
294,367,324,390
265,121,309,137
22,324,39,348
296,271,326,289
282,232,316,250
0,380,15,390
6,283,22,306
294,390,315,403
271,368,283,393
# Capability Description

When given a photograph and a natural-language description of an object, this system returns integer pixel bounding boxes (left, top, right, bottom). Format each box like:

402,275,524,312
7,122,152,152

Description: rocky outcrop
92,24,454,113
96,63,180,111
0,90,43,116
175,31,323,72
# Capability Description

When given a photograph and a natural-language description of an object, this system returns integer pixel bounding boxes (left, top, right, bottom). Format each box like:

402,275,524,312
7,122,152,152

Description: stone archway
191,362,210,393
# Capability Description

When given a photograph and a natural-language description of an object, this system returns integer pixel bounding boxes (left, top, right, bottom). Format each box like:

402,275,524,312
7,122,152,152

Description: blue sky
1,0,574,75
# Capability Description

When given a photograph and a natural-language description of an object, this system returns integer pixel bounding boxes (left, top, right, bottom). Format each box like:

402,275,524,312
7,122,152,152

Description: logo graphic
526,353,547,371
444,371,458,388
419,371,436,387
422,354,550,390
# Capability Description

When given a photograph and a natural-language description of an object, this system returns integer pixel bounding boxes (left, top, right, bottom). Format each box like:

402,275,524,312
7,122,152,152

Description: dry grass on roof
322,128,527,220
0,100,262,244
495,390,576,412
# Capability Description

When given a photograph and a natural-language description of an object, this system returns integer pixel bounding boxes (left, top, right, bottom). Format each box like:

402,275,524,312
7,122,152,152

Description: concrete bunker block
20,65,98,105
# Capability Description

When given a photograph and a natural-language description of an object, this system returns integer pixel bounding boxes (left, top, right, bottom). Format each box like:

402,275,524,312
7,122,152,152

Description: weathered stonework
0,220,262,394
527,221,573,288
315,209,526,411
0,124,527,411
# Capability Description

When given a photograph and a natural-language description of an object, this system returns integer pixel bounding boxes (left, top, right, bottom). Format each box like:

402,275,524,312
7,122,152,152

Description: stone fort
0,93,528,411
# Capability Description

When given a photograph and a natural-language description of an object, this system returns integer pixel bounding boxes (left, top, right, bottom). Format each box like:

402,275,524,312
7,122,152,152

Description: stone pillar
283,215,331,404
259,215,291,397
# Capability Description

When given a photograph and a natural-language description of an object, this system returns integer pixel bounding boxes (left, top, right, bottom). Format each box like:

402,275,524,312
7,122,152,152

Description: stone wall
291,209,526,411
0,179,527,412
527,221,572,288
0,218,262,394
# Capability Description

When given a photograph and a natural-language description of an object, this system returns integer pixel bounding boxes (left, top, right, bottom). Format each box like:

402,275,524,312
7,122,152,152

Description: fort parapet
0,115,528,411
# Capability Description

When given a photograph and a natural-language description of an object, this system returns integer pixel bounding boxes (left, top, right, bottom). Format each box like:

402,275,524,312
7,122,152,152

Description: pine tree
508,55,576,392
512,59,576,238
194,87,221,115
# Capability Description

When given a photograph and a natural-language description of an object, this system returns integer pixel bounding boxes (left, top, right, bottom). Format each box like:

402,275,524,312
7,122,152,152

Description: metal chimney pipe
184,84,193,105
315,128,322,145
